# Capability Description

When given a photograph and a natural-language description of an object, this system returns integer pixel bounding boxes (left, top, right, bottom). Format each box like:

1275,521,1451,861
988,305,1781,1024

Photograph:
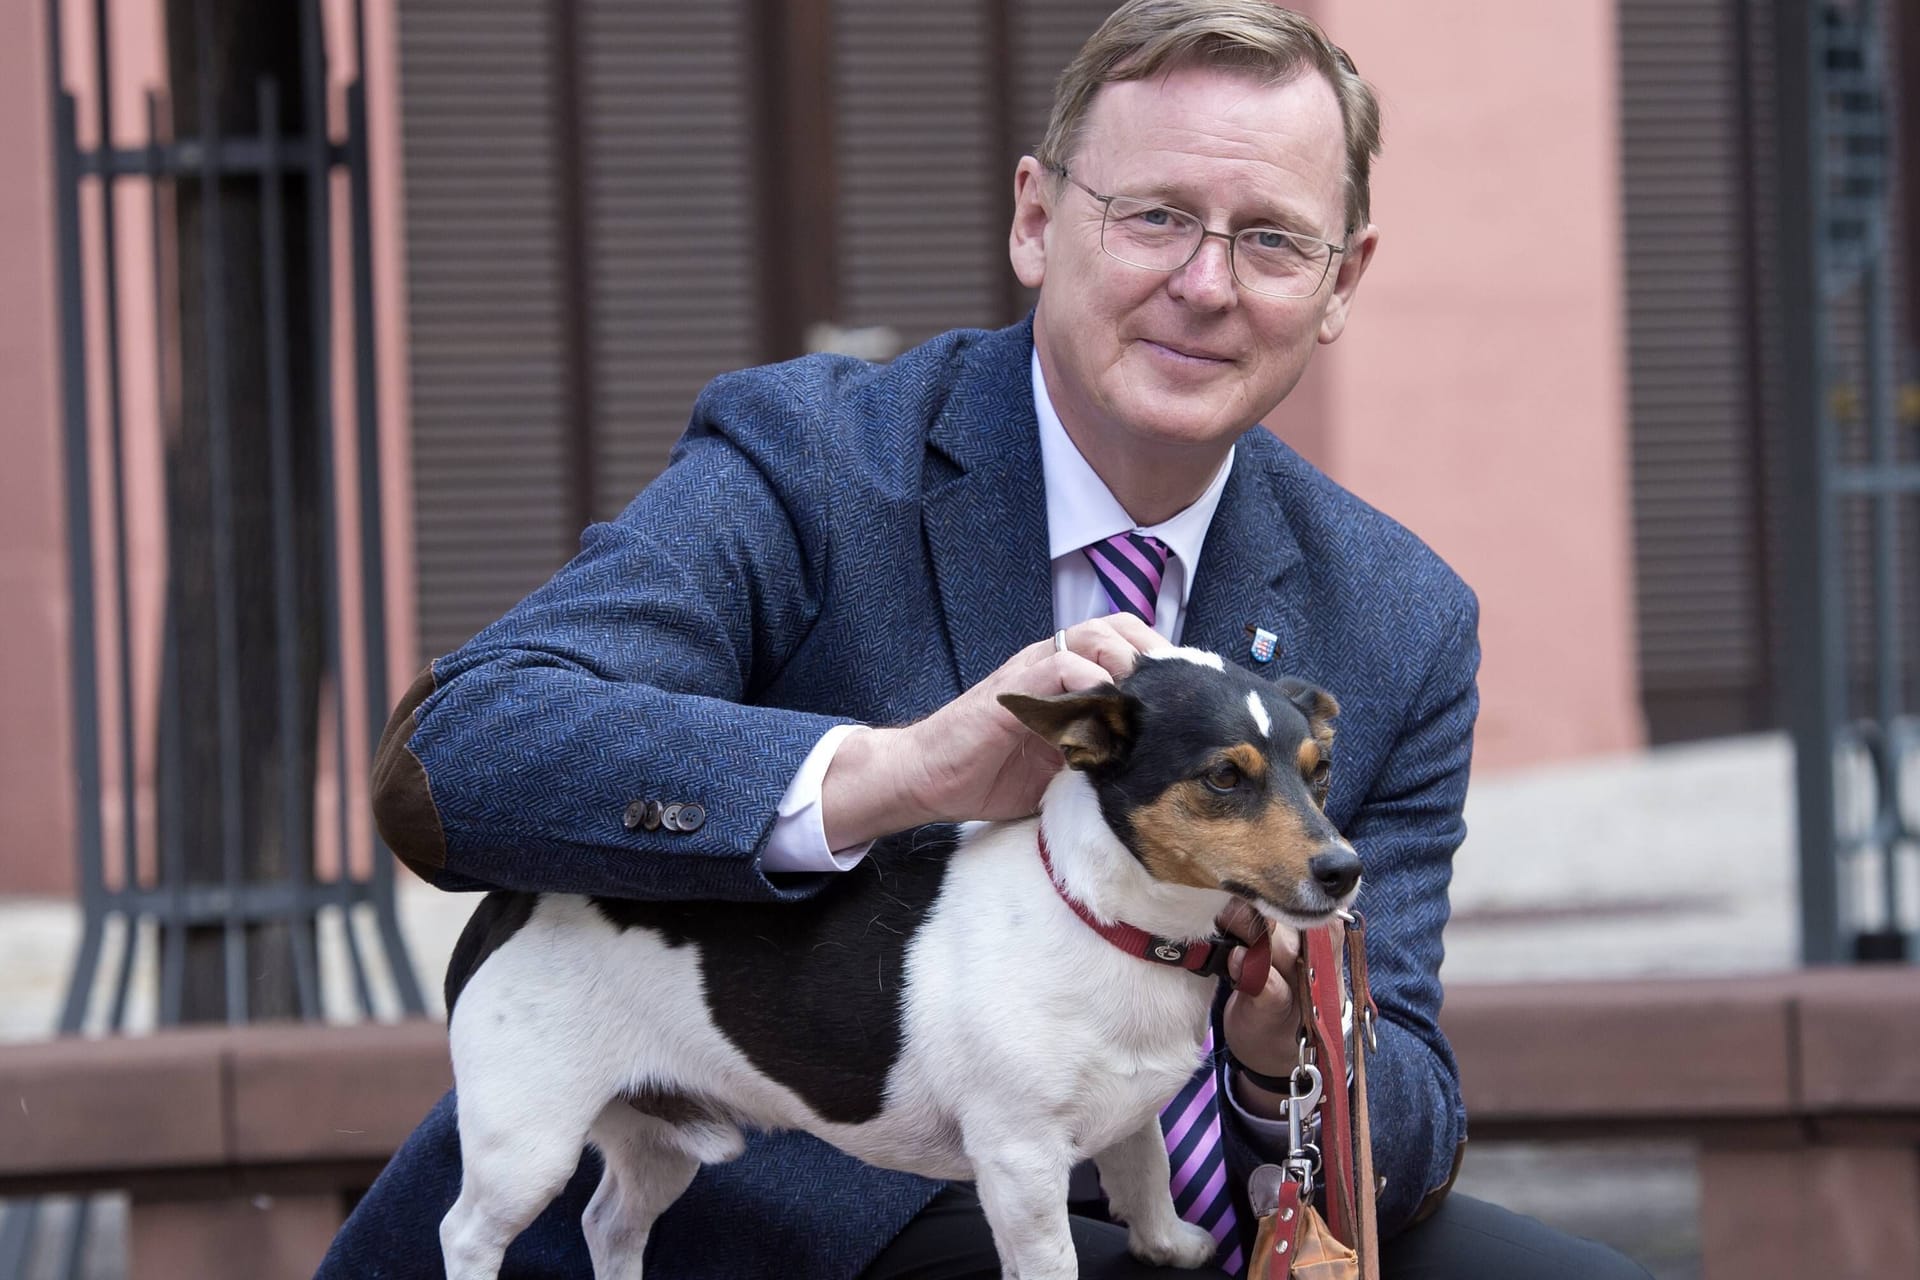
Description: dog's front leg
1093,1118,1219,1269
968,1135,1078,1280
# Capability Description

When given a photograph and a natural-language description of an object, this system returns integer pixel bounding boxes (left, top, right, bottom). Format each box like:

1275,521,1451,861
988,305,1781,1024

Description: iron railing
1,0,424,1273
1777,0,1919,964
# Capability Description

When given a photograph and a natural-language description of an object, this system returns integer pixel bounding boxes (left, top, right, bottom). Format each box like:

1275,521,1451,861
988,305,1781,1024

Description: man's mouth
1142,338,1233,365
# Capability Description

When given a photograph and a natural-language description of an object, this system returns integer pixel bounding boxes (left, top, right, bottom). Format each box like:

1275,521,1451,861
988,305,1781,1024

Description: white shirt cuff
1224,1068,1296,1143
760,724,874,873
1221,998,1356,1140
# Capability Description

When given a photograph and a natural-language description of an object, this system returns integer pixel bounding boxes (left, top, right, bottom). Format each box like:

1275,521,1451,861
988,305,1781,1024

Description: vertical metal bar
194,0,250,1024
341,904,378,1017
54,1197,89,1280
91,0,143,972
260,76,322,1019
347,0,424,1012
1859,6,1906,950
52,81,108,1035
300,0,358,1018
104,902,139,1031
158,616,187,1026
1776,0,1846,965
150,87,188,1029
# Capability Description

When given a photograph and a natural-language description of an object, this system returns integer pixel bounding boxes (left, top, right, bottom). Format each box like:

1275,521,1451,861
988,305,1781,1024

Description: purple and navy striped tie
1086,531,1239,1267
1161,1028,1244,1274
1084,531,1172,625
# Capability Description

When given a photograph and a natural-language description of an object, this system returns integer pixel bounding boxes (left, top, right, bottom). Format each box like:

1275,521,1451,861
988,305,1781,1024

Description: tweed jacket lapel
1182,435,1306,675
922,323,1054,691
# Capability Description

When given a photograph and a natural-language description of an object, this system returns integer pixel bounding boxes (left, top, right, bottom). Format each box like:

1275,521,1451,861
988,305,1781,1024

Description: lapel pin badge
1246,624,1279,665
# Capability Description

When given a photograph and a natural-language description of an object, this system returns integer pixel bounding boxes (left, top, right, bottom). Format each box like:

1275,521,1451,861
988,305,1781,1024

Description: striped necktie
1161,1028,1244,1274
1084,531,1172,625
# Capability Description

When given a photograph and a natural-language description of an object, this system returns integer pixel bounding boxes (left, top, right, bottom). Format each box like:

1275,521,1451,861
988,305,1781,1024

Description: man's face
1010,65,1377,470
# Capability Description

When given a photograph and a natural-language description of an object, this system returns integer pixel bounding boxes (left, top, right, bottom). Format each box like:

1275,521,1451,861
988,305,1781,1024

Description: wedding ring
1053,629,1068,653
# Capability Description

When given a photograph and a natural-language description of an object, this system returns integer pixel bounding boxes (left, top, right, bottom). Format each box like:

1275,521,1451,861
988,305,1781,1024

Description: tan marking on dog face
1295,738,1323,777
1126,757,1326,902
1222,743,1268,782
1305,694,1338,752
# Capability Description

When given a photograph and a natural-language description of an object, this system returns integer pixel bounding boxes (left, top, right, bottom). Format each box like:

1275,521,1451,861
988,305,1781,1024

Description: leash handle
1257,916,1376,1273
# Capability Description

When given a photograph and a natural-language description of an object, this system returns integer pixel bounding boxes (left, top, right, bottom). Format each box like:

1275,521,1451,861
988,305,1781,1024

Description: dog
436,647,1361,1279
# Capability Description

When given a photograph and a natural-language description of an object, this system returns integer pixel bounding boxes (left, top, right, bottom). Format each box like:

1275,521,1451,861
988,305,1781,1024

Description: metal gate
2,0,424,1273
1776,0,1919,963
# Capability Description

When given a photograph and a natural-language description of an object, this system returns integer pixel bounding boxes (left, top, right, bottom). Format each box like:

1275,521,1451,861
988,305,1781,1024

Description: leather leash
1259,915,1377,1280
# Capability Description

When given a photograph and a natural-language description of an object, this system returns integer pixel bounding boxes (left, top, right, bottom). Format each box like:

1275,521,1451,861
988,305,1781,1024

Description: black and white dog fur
438,648,1361,1279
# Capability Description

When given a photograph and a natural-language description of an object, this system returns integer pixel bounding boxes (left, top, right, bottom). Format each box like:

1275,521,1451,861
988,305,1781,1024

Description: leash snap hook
1284,1061,1323,1165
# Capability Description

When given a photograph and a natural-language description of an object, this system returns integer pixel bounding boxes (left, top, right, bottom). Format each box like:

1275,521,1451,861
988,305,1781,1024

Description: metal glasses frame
1051,165,1346,299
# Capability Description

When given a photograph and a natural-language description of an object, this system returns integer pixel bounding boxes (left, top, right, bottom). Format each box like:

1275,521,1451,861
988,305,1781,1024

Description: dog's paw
1127,1219,1218,1270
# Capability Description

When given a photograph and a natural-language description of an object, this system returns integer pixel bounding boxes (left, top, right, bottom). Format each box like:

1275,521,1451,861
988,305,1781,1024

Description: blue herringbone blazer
319,317,1479,1279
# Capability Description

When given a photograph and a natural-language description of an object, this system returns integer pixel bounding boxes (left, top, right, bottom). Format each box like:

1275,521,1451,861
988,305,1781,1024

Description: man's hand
821,615,1168,850
1218,902,1314,1121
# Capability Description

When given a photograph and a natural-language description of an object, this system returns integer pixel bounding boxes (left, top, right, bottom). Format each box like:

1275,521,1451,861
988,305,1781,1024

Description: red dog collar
1037,828,1271,998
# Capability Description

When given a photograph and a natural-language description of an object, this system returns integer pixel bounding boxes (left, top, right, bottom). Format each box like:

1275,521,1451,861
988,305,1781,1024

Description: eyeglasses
1053,167,1345,300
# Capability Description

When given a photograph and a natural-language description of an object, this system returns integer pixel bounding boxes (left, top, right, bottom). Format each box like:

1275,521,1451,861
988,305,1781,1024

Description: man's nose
1168,233,1238,308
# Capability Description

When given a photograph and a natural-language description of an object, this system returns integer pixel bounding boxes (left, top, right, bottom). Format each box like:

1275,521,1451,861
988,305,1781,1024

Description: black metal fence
2,0,423,1272
1777,0,1919,963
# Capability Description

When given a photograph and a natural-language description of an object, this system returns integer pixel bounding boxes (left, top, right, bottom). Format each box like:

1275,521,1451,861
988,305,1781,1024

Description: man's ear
1276,678,1339,753
998,686,1133,771
1317,222,1378,346
1008,156,1054,290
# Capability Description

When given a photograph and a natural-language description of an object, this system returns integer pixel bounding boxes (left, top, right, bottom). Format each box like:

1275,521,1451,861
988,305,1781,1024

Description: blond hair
1036,0,1382,234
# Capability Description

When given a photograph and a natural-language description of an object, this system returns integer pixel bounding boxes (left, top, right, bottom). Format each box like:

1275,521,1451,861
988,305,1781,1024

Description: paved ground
1,731,1800,1278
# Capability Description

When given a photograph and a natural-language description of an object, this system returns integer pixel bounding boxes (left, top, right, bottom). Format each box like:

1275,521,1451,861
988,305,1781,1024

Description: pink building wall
0,0,72,894
1279,0,1645,771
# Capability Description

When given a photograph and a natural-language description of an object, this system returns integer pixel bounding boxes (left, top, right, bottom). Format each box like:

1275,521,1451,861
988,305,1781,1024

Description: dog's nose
1309,846,1361,899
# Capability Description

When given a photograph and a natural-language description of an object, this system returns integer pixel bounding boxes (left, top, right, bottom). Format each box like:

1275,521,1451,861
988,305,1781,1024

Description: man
322,2,1650,1277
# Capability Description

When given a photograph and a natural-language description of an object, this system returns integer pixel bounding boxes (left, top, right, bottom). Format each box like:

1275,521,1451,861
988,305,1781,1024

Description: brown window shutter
399,1,573,660
834,0,1004,347
1621,0,1775,739
580,0,762,520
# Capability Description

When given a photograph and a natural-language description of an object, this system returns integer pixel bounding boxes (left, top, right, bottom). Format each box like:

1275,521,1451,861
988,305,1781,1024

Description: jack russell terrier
436,647,1361,1279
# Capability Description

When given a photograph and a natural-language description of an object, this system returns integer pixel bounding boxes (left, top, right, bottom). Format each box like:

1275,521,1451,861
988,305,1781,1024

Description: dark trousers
860,1184,1654,1280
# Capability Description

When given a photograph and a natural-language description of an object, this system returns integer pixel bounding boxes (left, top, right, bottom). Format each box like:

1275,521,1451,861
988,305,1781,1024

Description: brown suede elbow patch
371,664,448,879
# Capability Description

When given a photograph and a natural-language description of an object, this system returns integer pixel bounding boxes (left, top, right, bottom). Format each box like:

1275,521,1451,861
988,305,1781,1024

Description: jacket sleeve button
675,803,705,832
661,803,684,832
642,800,665,832
622,800,646,831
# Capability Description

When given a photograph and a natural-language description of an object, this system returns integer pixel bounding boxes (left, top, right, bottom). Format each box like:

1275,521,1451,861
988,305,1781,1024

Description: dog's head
999,649,1359,927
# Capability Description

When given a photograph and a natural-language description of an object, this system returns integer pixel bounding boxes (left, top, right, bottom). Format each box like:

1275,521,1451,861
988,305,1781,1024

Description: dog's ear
1275,678,1339,752
998,687,1133,771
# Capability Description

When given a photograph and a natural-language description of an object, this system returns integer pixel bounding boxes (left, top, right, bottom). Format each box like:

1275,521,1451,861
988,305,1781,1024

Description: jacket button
622,801,645,831
675,803,705,832
662,803,683,832
642,800,664,832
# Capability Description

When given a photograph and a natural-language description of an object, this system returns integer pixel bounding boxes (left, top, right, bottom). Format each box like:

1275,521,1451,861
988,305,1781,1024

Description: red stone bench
2,968,1916,1277
1446,967,1920,1279
0,1019,451,1275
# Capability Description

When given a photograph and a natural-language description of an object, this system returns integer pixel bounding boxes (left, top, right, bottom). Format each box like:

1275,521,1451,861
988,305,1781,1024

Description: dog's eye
1202,762,1243,793
1309,760,1331,786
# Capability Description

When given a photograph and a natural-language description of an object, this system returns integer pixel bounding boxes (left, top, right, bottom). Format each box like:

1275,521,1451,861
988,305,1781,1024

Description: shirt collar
1032,350,1233,608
